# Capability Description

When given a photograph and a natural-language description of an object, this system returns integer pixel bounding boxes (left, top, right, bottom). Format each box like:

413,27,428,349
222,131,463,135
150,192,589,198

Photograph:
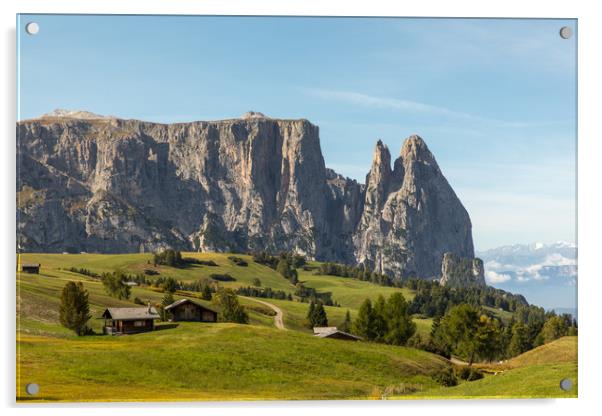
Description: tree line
406,279,529,316
317,262,395,287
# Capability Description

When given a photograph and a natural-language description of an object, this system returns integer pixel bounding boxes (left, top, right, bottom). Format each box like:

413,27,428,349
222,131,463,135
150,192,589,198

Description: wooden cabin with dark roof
313,326,362,341
164,299,218,323
18,262,40,274
102,306,160,335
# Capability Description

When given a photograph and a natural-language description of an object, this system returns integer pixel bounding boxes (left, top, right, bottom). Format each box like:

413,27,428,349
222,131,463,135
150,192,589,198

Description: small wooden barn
313,327,362,341
102,306,160,335
18,262,40,274
164,299,218,323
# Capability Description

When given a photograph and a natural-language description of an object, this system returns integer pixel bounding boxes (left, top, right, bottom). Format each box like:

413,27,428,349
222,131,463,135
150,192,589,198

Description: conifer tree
59,281,91,336
306,300,316,328
372,295,388,341
213,288,249,324
384,292,416,345
353,298,375,340
341,310,352,333
313,302,329,327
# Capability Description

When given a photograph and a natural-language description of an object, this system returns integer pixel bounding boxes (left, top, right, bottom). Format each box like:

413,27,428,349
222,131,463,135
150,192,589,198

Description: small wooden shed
313,327,362,341
102,306,160,335
164,299,218,323
19,262,40,274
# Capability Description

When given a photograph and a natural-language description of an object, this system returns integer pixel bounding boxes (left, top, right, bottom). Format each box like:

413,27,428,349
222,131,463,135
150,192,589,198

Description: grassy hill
403,337,578,399
298,261,413,309
505,336,577,368
17,252,577,401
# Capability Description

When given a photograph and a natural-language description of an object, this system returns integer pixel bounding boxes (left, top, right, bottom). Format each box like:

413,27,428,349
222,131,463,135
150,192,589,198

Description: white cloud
544,253,576,267
485,270,512,284
305,88,475,120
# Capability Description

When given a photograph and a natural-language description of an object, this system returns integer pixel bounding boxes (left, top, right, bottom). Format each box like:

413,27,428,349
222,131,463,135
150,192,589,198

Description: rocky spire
363,140,392,211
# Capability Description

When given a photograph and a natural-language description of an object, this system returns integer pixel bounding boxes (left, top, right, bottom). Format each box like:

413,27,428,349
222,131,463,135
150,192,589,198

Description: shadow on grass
154,323,179,331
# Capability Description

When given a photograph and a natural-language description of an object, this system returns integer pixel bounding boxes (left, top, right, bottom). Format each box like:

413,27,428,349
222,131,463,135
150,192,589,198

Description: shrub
133,297,146,305
252,278,262,287
245,304,277,316
143,269,159,276
210,273,236,282
197,260,218,266
456,366,483,381
228,256,248,267
432,366,458,387
67,267,99,278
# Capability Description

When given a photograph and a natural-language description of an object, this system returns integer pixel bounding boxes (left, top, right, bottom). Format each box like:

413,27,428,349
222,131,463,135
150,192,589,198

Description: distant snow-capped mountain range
477,242,577,312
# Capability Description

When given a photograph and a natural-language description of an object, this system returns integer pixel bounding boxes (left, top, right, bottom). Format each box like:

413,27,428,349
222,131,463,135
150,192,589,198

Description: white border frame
3,1,600,415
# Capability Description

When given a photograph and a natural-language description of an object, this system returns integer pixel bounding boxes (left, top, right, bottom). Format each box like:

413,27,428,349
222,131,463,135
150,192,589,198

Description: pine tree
59,281,91,336
213,288,248,324
353,299,375,340
508,322,531,357
341,310,352,333
384,292,416,345
372,295,388,341
306,300,316,328
276,259,291,278
313,302,329,327
201,283,213,301
161,292,175,321
540,316,569,344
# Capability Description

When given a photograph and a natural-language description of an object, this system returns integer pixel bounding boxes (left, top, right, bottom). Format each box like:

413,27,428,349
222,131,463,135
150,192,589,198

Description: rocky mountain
17,111,482,284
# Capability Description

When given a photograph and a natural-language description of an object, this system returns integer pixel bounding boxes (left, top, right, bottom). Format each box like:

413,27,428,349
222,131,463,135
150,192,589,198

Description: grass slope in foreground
403,336,577,399
17,323,448,402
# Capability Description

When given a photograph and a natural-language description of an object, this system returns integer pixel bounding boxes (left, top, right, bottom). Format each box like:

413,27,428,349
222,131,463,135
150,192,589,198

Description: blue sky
17,15,577,251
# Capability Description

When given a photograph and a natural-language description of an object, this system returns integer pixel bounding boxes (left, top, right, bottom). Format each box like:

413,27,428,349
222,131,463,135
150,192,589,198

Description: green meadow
16,253,577,401
405,336,578,399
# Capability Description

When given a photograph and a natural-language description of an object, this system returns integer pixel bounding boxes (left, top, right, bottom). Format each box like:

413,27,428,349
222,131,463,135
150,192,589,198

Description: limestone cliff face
18,114,329,256
439,253,486,287
17,112,481,284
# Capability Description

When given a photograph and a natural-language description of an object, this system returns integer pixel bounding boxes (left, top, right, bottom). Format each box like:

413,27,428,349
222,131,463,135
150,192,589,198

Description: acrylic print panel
16,14,577,402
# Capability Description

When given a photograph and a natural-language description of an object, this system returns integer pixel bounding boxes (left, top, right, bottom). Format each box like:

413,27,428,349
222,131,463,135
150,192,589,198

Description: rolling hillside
17,252,577,401
404,337,578,399
16,252,451,401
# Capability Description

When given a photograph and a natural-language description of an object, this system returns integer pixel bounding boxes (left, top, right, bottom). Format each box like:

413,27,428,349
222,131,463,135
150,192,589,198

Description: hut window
134,320,145,327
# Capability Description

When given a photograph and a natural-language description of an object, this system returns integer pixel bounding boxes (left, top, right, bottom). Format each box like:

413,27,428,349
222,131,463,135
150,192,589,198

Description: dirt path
242,297,286,330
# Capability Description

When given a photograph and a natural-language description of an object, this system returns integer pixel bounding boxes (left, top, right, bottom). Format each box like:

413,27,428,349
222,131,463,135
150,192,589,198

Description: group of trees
253,251,307,285
179,278,215,300
317,262,395,287
213,288,249,324
153,249,184,267
416,303,578,363
252,251,306,269
407,280,529,317
294,285,337,306
306,300,328,328
66,267,99,278
101,271,132,300
235,286,293,301
353,293,416,345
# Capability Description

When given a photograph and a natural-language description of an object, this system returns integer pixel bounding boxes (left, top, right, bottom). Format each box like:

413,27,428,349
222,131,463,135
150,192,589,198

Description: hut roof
164,298,217,313
313,326,362,340
102,307,160,321
20,263,40,268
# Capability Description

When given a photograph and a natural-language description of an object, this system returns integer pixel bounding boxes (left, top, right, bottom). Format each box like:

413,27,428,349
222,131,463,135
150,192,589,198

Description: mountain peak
240,111,269,120
40,109,112,120
400,134,430,158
